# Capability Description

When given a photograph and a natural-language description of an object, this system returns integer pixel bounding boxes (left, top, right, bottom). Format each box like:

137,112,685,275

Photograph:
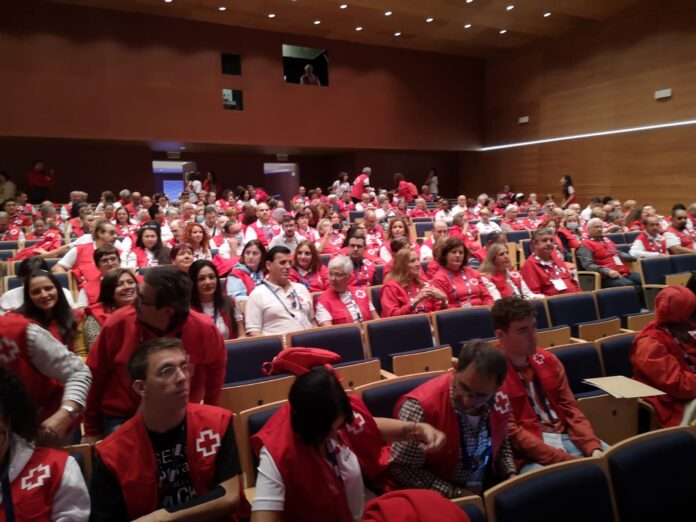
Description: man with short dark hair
665,208,696,254
629,215,668,258
345,234,377,287
492,297,604,473
244,202,281,248
84,266,226,440
268,215,303,252
390,340,516,498
91,338,249,521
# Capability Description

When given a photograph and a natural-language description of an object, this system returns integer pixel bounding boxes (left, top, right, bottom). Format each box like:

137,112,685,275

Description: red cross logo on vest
0,338,20,364
195,429,221,458
21,464,51,491
354,289,366,300
494,391,510,415
531,353,545,365
343,412,366,435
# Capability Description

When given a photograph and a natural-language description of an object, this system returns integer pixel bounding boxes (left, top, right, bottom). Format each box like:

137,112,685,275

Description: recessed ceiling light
426,17,434,23
394,31,401,36
499,29,507,34
218,6,226,11
164,0,173,3
355,26,363,31
384,10,392,16
506,5,514,11
464,23,472,29
544,11,552,17
268,13,276,18
340,3,348,9
466,0,474,3
313,20,321,25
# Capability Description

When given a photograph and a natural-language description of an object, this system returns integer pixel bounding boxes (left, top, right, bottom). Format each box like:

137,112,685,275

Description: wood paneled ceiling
49,0,639,56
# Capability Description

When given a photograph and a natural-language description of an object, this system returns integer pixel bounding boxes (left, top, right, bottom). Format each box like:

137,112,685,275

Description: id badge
552,278,568,291
613,255,624,266
461,301,472,308
542,432,564,451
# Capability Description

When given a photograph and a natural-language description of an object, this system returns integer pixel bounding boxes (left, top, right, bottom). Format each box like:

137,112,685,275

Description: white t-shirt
252,440,372,521
475,221,502,234
200,301,243,339
245,280,315,335
315,290,376,324
428,175,439,194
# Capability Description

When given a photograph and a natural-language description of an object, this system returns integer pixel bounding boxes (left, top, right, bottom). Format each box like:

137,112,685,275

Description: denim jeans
519,434,610,474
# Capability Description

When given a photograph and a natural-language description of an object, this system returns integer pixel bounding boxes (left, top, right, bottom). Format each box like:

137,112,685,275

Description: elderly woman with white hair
315,255,380,326
500,205,525,232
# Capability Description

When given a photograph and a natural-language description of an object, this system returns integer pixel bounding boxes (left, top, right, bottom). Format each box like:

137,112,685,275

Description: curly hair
182,223,210,254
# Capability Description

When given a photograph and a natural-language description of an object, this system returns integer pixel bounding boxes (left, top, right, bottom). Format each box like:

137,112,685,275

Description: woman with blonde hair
478,243,543,300
380,248,447,317
379,217,420,262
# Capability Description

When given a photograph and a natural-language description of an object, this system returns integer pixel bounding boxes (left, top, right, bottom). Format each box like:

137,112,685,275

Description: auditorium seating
364,315,440,372
432,306,495,348
219,374,295,415
595,332,636,378
287,324,366,362
224,335,284,384
369,285,383,316
452,496,486,522
546,343,605,398
594,287,651,329
546,293,622,340
356,371,444,418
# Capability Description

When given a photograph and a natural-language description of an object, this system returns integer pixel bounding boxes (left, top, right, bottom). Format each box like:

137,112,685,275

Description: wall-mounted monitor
282,44,329,87
222,89,243,110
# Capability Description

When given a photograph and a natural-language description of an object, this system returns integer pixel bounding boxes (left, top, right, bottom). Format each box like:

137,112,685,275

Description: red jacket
362,489,470,522
84,307,226,436
10,231,63,261
519,255,580,296
397,372,509,480
635,233,667,254
72,242,101,285
251,395,388,522
290,265,330,293
97,404,249,521
316,286,373,324
85,302,113,327
430,266,494,309
0,315,64,420
397,180,418,202
379,279,441,317
2,447,69,522
350,174,370,199
0,225,22,241
580,237,629,277
26,169,55,188
247,221,280,247
500,349,601,467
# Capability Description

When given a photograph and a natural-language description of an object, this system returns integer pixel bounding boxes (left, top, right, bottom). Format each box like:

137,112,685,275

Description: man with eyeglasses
91,338,249,521
84,265,226,440
344,233,377,287
390,340,516,498
492,297,605,473
245,246,317,336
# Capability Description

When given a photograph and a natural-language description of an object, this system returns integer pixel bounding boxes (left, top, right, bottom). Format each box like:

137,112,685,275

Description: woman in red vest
226,239,267,301
379,217,420,263
170,242,195,273
316,217,345,255
479,244,544,300
315,255,379,326
76,268,138,355
431,237,495,308
14,270,81,353
182,222,212,260
289,240,330,293
190,259,244,340
123,221,171,270
113,206,138,238
381,248,446,317
0,367,90,521
251,365,445,522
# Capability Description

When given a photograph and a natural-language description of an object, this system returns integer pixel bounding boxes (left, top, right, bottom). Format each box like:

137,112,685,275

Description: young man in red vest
492,297,605,473
83,266,226,440
391,339,516,497
91,337,249,521
577,218,642,294
243,202,280,248
629,215,668,258
665,208,696,254
630,285,696,427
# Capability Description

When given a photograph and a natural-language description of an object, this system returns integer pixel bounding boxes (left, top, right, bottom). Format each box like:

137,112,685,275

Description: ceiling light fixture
218,6,226,11
268,13,276,18
394,31,401,36
499,29,507,34
464,23,472,29
355,26,363,31
544,11,552,17
506,5,514,11
340,4,348,9
164,0,173,3
426,17,434,23
466,0,474,4
384,10,392,16
313,20,321,25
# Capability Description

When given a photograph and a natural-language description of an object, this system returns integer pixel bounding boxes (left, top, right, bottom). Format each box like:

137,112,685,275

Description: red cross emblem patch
196,429,221,457
531,353,545,365
344,412,366,435
21,464,51,491
354,289,366,300
0,338,20,364
494,391,510,415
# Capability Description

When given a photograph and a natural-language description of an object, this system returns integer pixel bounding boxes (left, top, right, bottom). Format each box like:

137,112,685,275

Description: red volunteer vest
667,226,694,249
580,237,629,276
251,395,387,522
499,349,566,465
398,372,509,480
97,404,249,521
350,174,369,199
431,266,493,309
483,271,524,298
229,268,258,295
290,265,329,293
86,302,113,327
0,448,68,522
316,287,372,324
72,242,101,284
131,246,154,268
248,221,280,247
82,277,102,306
0,315,63,420
636,233,667,254
519,255,579,296
501,218,525,231
10,232,63,262
0,226,22,241
346,259,376,287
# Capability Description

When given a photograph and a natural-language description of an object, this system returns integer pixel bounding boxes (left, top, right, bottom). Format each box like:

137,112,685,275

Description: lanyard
448,270,472,306
601,237,618,255
1,474,15,522
406,282,427,312
534,255,564,279
645,234,665,253
456,411,492,474
508,273,524,297
517,369,559,425
353,263,369,287
298,270,314,290
263,282,301,320
344,291,363,322
324,441,345,489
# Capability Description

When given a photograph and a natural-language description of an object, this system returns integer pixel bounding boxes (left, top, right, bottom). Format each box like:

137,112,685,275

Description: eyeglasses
453,379,493,402
156,359,194,381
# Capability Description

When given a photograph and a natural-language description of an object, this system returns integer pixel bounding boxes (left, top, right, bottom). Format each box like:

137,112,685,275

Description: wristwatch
60,405,81,418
